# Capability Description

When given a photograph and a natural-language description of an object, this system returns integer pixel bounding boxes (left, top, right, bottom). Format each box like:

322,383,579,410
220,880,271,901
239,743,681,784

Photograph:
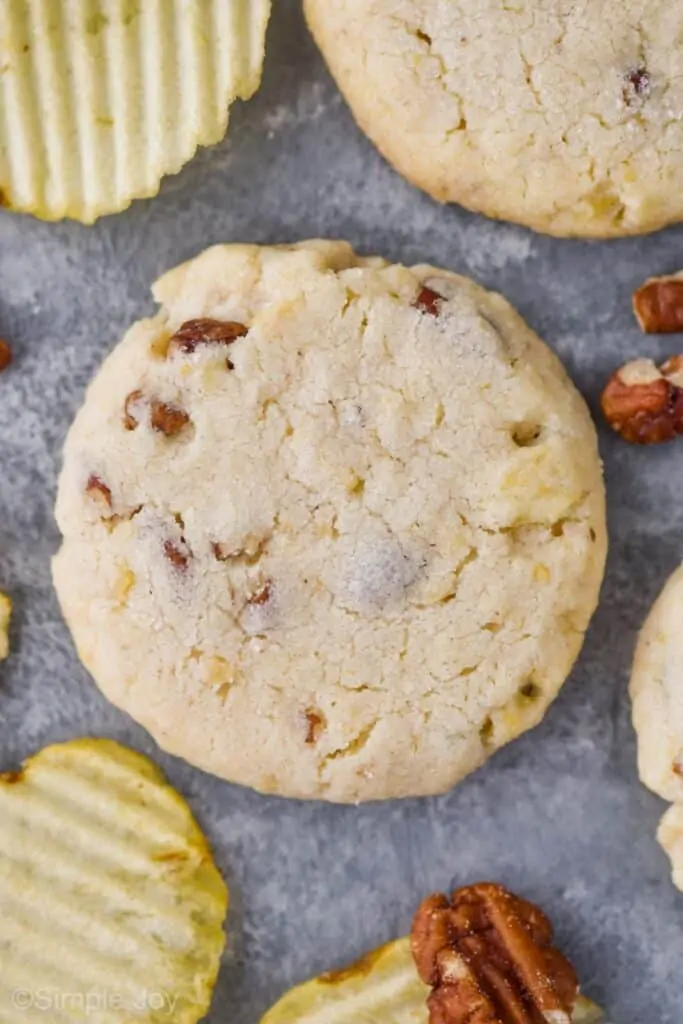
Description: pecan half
601,356,683,444
168,318,248,367
0,339,12,373
414,285,445,317
411,883,578,1024
633,275,683,334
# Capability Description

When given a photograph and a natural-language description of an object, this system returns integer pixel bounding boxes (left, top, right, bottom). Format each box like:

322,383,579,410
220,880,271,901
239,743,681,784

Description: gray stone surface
0,2,681,1020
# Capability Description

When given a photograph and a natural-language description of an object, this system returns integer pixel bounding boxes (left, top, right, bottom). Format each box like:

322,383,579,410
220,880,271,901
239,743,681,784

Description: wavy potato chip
261,937,604,1024
0,591,11,660
0,738,228,1024
0,0,271,222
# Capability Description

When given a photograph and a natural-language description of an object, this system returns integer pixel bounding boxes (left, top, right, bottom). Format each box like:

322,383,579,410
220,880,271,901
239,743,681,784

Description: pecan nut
163,538,191,571
124,390,191,436
414,285,445,317
622,65,651,106
633,275,683,333
0,339,12,373
601,356,683,444
247,580,272,607
304,708,325,744
85,473,113,509
168,318,249,367
411,883,578,1024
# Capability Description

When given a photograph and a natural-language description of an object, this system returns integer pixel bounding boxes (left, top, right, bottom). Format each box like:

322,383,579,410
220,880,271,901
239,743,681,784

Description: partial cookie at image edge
304,0,683,238
631,564,683,890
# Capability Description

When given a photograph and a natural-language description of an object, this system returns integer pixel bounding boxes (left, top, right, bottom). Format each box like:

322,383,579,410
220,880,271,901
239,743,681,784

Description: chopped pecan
85,473,112,509
633,275,683,334
0,339,12,373
414,285,444,317
411,883,578,1024
305,709,325,744
163,538,191,571
622,65,651,105
150,400,190,436
124,390,190,436
212,535,266,564
168,318,248,368
601,357,683,444
123,390,145,430
248,581,272,606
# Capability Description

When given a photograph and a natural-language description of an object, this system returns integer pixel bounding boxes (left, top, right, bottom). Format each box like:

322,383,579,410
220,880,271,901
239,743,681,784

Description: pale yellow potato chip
261,936,604,1024
0,591,11,660
0,738,228,1024
0,0,271,223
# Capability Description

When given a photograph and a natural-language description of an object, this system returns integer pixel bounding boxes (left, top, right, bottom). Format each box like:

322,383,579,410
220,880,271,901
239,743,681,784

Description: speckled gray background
0,2,681,1021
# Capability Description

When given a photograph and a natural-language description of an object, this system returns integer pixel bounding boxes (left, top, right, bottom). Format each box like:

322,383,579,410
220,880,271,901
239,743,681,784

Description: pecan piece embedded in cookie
413,285,444,317
168,318,249,367
411,882,578,1024
85,473,113,510
163,538,191,571
304,709,325,744
622,65,651,106
150,400,190,436
247,581,272,607
124,391,191,437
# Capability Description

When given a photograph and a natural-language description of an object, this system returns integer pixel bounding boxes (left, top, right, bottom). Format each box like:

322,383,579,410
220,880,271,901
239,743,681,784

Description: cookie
0,738,228,1024
0,0,271,222
631,565,683,887
305,0,683,238
53,241,607,802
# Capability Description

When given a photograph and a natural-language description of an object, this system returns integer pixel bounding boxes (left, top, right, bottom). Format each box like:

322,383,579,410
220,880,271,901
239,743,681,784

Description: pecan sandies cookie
306,0,683,237
631,566,683,891
54,241,606,802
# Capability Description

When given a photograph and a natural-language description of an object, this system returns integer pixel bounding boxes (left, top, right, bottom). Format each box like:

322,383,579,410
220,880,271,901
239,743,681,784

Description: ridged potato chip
261,937,604,1024
0,0,271,222
0,591,11,660
0,738,228,1024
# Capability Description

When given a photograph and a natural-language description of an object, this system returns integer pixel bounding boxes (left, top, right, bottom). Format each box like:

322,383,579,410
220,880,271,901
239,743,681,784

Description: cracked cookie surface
305,0,683,237
53,241,606,802
631,566,683,889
